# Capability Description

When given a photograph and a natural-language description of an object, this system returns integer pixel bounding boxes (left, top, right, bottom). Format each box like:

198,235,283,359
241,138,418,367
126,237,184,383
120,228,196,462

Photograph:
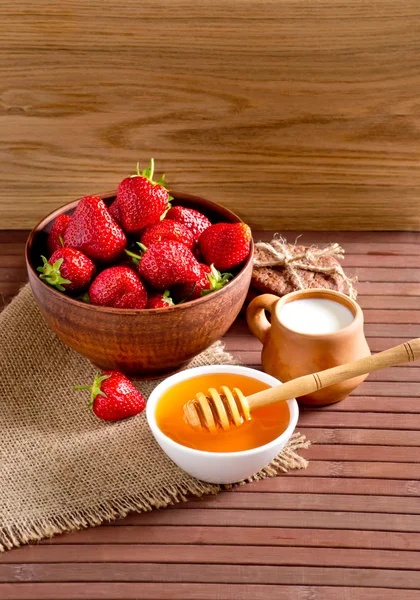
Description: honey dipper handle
246,338,420,410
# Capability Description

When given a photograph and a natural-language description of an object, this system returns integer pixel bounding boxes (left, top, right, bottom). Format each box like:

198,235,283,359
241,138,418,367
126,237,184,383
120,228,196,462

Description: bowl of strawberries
26,160,253,378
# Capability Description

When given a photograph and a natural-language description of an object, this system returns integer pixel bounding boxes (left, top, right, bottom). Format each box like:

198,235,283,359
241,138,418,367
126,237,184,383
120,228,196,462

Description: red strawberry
199,222,252,271
140,219,194,250
172,263,232,302
74,371,145,421
138,240,201,290
166,205,211,243
64,196,127,263
108,199,121,224
117,159,171,233
147,290,174,309
37,248,95,292
47,214,71,255
89,266,148,309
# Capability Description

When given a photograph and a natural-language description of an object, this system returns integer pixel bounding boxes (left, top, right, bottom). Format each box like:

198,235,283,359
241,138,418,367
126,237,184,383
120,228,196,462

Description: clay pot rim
25,190,254,315
273,288,363,339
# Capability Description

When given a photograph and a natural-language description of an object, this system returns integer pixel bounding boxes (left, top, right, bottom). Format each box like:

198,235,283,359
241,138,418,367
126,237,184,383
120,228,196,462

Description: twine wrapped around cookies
254,235,357,300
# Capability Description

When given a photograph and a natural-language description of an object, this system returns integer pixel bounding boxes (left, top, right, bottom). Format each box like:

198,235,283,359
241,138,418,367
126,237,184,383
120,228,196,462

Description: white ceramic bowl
146,365,299,484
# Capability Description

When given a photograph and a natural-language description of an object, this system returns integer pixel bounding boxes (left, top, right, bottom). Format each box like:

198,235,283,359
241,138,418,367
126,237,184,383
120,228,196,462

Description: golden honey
155,373,290,452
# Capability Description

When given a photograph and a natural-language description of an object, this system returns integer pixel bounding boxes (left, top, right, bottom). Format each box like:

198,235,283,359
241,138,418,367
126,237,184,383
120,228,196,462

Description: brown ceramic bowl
26,191,253,378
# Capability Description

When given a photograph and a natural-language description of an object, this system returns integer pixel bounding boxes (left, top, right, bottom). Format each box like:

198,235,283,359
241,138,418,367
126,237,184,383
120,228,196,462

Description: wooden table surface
1,230,419,599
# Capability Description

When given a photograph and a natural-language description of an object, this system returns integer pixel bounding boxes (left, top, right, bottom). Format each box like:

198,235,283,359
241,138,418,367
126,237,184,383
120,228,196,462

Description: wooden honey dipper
183,338,420,433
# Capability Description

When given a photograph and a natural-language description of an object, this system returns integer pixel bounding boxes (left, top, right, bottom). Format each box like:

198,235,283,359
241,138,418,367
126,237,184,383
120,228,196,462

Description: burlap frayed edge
0,431,309,552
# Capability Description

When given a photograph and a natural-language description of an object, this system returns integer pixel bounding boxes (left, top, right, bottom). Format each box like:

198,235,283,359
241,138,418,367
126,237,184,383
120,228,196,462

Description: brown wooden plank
363,310,420,324
113,508,420,531
0,255,27,268
321,397,420,412
0,268,27,282
253,231,420,244
364,323,420,336
38,524,420,551
339,381,418,395
292,460,420,480
297,242,420,255
341,379,418,397
2,544,420,570
235,476,420,497
351,267,420,282
358,296,420,310
301,427,420,446
1,583,419,600
178,491,420,513
0,562,419,588
0,243,28,255
353,282,420,296
0,283,25,295
0,231,28,243
344,254,420,268
295,444,419,463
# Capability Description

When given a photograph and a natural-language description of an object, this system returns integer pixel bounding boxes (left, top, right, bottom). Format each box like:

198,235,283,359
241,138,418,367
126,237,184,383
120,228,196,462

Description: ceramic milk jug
246,289,371,405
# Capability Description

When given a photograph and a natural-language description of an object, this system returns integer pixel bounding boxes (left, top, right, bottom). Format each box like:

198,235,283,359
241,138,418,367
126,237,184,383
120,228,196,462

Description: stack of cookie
248,237,356,303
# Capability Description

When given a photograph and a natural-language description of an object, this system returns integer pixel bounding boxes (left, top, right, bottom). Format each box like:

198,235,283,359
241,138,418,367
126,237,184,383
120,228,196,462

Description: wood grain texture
1,230,420,599
1,2,420,230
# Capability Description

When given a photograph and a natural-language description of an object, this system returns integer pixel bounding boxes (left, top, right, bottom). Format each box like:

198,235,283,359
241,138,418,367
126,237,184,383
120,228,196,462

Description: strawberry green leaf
201,265,233,296
38,255,72,292
141,158,155,181
155,174,166,186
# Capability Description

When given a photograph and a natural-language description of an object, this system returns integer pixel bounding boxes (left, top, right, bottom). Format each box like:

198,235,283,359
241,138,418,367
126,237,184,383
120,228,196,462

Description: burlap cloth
0,284,309,552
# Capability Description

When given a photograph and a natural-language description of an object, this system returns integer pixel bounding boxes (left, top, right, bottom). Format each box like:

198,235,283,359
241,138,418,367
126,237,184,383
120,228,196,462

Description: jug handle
246,294,279,345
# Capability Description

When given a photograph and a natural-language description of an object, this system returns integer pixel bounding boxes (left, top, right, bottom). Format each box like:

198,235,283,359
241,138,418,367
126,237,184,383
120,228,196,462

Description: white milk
279,298,354,335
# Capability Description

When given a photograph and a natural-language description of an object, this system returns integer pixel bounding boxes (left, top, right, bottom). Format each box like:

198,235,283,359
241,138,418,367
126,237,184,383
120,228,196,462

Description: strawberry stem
73,373,111,409
160,202,172,220
37,255,72,292
134,158,169,191
140,158,155,181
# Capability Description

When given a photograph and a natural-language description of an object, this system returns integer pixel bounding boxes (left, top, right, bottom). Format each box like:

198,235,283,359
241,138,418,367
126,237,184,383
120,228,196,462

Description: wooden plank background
1,1,420,230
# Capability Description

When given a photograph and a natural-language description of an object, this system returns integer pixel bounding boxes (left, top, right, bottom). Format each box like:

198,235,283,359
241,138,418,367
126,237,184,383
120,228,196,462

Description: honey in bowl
155,372,290,452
